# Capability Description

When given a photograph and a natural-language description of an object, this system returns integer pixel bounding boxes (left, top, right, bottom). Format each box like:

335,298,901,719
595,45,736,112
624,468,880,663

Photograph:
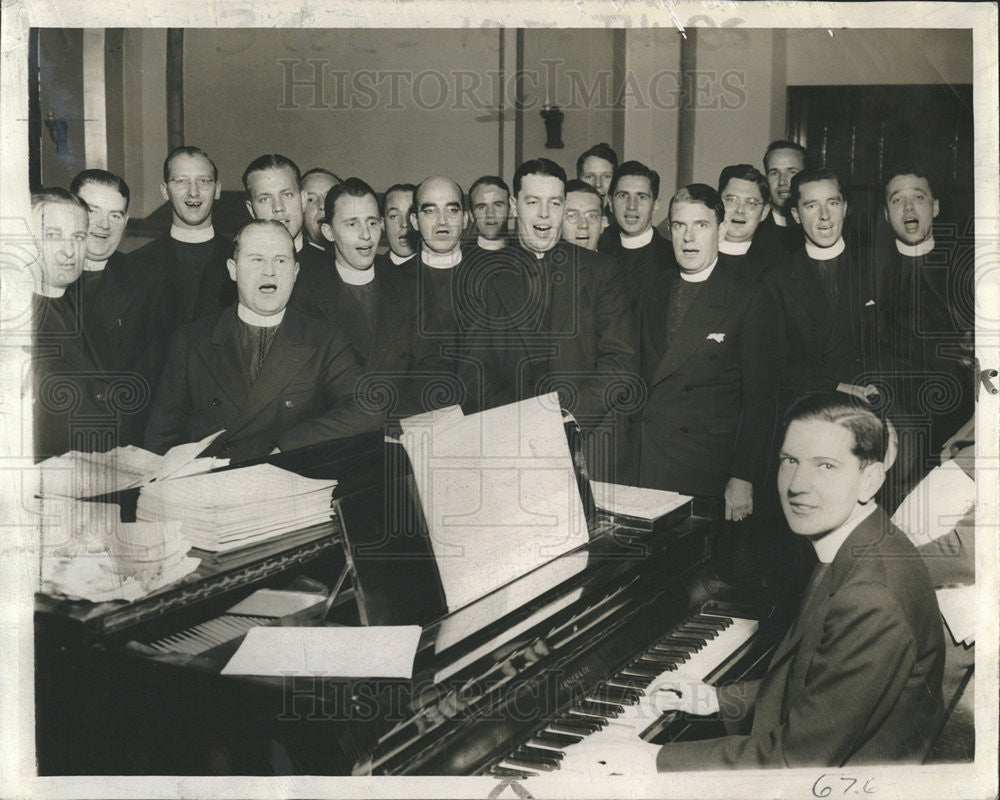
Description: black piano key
550,717,602,735
649,645,693,659
572,700,624,718
619,665,665,679
695,614,733,628
609,673,656,690
678,624,719,638
492,766,537,779
510,747,562,769
668,633,708,648
564,712,608,730
588,685,641,705
531,730,584,749
633,656,684,671
506,756,558,772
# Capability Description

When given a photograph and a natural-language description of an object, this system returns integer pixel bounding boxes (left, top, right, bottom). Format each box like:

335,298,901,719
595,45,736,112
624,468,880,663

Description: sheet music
891,460,976,547
590,481,691,520
400,393,589,612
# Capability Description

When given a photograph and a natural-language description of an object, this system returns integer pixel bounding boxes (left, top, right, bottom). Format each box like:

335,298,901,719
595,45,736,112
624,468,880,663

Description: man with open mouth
716,164,774,281
144,219,382,463
560,179,603,252
466,175,511,257
379,183,417,267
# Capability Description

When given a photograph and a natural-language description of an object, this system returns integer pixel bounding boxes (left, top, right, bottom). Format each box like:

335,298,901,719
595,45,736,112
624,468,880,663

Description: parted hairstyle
788,167,845,212
324,177,379,222
668,184,725,225
718,164,770,205
576,142,619,177
783,392,888,467
609,160,660,201
512,158,567,196
242,154,301,191
69,169,131,210
163,145,219,182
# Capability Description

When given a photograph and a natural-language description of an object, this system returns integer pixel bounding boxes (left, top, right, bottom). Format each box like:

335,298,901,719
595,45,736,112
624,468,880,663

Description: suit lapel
318,272,372,366
197,308,250,408
549,244,583,335
649,261,732,386
368,265,403,371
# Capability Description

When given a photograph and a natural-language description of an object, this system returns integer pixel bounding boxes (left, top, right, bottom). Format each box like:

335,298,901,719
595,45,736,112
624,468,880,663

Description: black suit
752,211,803,266
638,254,779,497
144,305,383,463
598,227,676,313
767,244,878,410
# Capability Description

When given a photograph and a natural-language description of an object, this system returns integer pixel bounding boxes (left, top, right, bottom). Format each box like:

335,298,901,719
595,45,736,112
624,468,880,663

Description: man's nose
626,195,637,211
272,196,285,214
786,464,811,495
186,182,198,198
358,224,372,241
576,215,588,230
819,204,830,220
93,212,109,230
683,226,695,242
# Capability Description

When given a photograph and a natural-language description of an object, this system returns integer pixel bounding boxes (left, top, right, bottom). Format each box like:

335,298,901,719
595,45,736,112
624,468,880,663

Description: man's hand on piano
557,733,661,776
724,477,753,521
646,675,719,716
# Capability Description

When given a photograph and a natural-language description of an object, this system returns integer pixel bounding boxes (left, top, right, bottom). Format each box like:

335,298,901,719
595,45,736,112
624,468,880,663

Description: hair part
324,177,379,222
513,158,567,196
783,392,888,466
789,167,845,211
564,179,602,199
380,182,416,216
69,169,131,211
242,153,301,192
669,184,725,225
610,160,660,201
163,145,218,182
576,142,619,177
31,187,90,215
718,163,770,205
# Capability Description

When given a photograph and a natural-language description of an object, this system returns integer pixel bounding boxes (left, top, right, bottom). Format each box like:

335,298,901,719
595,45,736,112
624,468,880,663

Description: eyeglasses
722,194,763,209
563,210,602,224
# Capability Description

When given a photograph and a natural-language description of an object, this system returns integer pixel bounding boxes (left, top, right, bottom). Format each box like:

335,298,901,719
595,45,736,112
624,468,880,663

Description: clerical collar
307,240,325,252
771,208,788,227
477,235,506,251
812,501,878,563
170,224,215,244
83,258,108,272
421,245,463,270
35,284,66,298
896,236,935,258
805,238,846,261
237,304,285,328
294,233,304,252
621,227,654,250
336,257,375,286
389,251,415,265
719,239,751,256
679,256,718,283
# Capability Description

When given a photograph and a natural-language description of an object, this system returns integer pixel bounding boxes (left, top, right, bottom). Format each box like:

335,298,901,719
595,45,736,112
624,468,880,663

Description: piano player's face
227,223,299,317
777,419,882,538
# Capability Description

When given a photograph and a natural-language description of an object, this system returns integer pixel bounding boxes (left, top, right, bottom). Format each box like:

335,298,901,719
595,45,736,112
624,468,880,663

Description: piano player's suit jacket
637,254,779,497
656,506,945,770
144,305,383,462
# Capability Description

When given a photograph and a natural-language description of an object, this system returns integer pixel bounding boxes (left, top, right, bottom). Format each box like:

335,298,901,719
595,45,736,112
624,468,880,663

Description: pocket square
284,400,295,408
706,333,726,343
865,299,875,307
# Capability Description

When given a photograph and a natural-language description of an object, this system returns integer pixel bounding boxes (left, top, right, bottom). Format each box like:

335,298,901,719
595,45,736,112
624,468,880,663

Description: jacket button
95,392,104,401
211,398,221,407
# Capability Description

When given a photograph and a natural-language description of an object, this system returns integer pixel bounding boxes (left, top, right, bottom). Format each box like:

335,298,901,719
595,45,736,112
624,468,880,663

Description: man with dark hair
475,157,638,482
145,219,382,462
561,393,944,773
69,169,168,446
300,167,341,252
127,145,235,329
754,139,807,257
243,153,328,280
874,166,974,504
769,167,879,411
717,164,774,279
466,175,510,254
379,183,417,266
638,184,778,524
598,160,675,311
577,142,619,231
560,180,603,251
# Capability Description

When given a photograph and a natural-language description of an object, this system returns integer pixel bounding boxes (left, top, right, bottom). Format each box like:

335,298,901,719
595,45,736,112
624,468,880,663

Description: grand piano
34,424,780,776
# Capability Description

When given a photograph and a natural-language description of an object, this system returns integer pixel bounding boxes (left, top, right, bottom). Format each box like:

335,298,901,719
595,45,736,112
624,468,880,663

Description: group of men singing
27,136,973,771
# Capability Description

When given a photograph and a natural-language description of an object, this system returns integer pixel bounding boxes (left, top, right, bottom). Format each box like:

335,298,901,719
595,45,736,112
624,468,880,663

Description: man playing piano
561,393,944,773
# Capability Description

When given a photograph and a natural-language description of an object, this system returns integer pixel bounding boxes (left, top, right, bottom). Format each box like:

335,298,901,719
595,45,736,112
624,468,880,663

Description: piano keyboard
144,614,273,656
492,610,758,776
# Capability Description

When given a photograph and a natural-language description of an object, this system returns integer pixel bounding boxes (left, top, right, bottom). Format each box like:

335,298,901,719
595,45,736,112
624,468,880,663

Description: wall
121,29,167,218
786,29,973,86
183,28,506,194
37,29,85,188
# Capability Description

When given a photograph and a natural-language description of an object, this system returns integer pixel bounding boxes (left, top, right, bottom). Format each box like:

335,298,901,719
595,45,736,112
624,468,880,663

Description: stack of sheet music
136,463,338,553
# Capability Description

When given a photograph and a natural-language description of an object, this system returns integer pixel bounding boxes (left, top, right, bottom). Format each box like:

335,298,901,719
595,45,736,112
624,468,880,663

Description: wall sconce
540,104,564,149
44,110,70,154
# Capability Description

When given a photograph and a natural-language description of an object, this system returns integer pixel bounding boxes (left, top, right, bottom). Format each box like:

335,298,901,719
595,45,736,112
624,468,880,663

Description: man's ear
321,221,335,243
932,198,940,219
408,211,419,232
226,257,237,282
509,196,518,220
859,461,886,504
462,210,470,230
214,180,222,201
245,199,256,219
652,197,661,215
790,206,800,226
160,182,169,202
717,219,729,242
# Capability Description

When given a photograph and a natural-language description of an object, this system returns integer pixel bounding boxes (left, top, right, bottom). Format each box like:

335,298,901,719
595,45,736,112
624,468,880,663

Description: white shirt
170,224,215,244
35,285,66,298
895,236,935,258
421,245,463,270
679,256,718,283
813,501,878,563
621,227,654,250
237,303,284,328
719,239,751,256
335,257,375,286
771,208,788,227
389,251,416,265
83,258,108,272
805,237,846,261
477,235,506,251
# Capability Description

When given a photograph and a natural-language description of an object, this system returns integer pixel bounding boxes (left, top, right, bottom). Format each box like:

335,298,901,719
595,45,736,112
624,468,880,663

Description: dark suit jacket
290,261,449,419
144,305,383,462
767,245,878,409
598,227,676,314
476,241,639,425
657,506,945,769
752,211,803,261
638,255,779,496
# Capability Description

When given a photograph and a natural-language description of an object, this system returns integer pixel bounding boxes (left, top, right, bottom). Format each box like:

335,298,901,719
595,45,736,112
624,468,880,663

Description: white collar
335,256,375,286
83,258,108,272
389,250,416,265
895,236,935,258
679,256,718,283
421,245,463,270
170,224,215,244
812,502,878,563
771,207,788,227
294,233,304,252
621,227,654,250
237,303,285,327
477,235,506,251
719,239,751,256
805,237,846,261
307,240,325,252
35,284,67,298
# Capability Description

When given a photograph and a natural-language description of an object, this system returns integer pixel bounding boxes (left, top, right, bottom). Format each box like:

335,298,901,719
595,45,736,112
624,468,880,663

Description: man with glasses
717,164,775,280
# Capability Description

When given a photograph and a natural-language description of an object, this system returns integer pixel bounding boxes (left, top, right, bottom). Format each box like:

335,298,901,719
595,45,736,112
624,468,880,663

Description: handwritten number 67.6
812,774,877,797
